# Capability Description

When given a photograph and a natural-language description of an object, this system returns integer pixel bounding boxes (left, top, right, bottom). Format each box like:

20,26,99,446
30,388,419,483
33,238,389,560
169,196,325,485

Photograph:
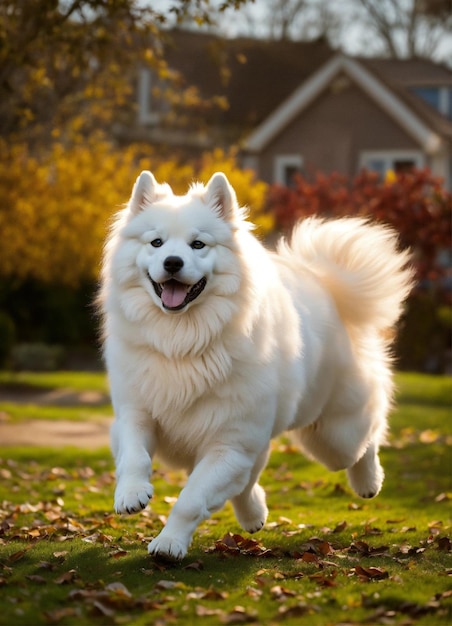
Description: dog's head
119,171,245,314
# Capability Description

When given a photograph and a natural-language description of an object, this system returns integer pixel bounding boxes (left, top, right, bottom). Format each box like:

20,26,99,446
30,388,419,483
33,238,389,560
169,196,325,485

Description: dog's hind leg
294,409,386,499
231,447,269,533
347,439,384,498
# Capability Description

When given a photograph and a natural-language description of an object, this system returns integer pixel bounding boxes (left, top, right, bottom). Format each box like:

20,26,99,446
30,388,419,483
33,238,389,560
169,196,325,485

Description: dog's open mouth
150,276,207,311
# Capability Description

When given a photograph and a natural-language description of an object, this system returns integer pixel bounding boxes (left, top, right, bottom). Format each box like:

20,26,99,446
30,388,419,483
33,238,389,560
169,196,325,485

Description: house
127,29,452,190
242,54,452,189
122,28,332,155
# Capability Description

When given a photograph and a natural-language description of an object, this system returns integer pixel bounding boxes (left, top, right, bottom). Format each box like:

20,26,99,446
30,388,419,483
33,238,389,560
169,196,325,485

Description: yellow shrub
0,139,270,287
196,149,271,234
140,148,271,233
0,138,138,286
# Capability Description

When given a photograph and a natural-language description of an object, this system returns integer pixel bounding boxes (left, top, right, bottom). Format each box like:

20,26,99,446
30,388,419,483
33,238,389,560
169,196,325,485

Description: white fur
98,171,414,560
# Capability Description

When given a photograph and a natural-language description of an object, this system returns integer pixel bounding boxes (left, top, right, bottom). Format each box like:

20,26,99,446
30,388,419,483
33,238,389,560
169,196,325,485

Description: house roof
243,54,452,153
360,57,452,140
361,57,452,87
162,29,333,132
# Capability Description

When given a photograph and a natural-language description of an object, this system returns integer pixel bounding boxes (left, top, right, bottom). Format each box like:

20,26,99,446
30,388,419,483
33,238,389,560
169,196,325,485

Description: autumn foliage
266,169,452,371
267,168,452,283
0,139,269,287
0,139,269,355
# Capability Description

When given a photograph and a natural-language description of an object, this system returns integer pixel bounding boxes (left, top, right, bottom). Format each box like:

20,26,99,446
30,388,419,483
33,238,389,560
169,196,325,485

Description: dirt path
0,387,112,448
0,418,112,448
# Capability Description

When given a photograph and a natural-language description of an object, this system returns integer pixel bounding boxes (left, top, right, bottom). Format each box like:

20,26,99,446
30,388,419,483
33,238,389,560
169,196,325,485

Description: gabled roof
244,54,451,153
162,29,332,131
359,57,452,140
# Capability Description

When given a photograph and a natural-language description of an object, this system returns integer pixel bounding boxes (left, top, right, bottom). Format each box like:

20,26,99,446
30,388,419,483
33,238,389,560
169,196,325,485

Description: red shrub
267,168,452,282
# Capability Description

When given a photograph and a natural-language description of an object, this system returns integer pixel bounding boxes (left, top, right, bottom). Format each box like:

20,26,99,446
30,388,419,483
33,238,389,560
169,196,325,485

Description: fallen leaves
276,602,315,619
353,565,389,581
1,450,451,626
43,607,82,624
68,581,165,616
5,547,33,562
0,459,117,552
392,427,450,448
54,569,79,585
292,536,335,558
361,590,452,622
208,533,275,558
437,536,452,552
204,523,452,619
348,540,390,557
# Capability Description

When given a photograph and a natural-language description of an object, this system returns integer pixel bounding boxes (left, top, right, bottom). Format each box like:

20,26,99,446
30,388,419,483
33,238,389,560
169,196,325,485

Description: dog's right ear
129,171,167,215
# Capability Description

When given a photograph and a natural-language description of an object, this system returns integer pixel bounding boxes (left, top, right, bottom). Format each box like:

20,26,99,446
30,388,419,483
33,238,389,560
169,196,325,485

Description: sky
151,0,452,66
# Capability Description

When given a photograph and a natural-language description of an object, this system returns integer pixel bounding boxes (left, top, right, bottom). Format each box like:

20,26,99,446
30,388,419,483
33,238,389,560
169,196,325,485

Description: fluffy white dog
98,171,413,560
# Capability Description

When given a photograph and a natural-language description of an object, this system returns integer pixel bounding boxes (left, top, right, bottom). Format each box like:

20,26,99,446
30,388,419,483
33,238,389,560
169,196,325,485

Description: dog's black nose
164,256,184,274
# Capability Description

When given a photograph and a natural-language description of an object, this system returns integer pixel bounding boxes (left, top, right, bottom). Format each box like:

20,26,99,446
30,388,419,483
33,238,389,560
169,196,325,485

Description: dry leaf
353,565,389,580
54,569,78,584
183,559,204,571
25,574,47,584
437,536,451,552
196,604,223,617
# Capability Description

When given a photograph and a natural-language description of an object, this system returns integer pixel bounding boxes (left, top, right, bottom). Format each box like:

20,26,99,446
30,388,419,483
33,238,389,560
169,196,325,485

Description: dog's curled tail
278,217,415,332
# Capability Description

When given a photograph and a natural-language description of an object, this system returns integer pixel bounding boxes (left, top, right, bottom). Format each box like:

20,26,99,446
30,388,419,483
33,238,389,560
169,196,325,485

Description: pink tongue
161,281,188,308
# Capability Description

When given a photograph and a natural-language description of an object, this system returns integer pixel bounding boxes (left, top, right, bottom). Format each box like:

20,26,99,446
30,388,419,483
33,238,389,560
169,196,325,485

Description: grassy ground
0,371,109,394
0,371,450,625
0,371,110,423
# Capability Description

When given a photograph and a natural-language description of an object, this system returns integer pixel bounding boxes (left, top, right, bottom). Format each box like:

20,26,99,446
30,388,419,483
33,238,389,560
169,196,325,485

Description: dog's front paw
148,533,188,561
114,481,154,514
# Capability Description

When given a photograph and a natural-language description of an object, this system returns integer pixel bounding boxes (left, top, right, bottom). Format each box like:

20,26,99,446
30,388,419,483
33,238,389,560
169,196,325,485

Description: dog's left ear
204,173,237,221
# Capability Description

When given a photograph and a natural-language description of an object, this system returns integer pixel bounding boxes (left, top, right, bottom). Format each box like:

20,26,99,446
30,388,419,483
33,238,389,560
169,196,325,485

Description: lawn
0,371,451,625
0,371,110,423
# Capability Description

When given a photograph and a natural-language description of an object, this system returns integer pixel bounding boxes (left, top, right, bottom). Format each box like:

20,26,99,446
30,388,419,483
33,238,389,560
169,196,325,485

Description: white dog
98,171,413,560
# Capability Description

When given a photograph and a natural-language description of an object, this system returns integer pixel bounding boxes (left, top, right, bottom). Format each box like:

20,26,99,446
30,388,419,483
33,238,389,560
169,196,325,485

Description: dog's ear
129,171,170,214
204,172,237,221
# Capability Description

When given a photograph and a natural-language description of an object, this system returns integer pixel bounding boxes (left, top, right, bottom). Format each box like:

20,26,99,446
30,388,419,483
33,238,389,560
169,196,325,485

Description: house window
137,68,160,126
359,150,424,179
274,155,304,186
411,86,452,121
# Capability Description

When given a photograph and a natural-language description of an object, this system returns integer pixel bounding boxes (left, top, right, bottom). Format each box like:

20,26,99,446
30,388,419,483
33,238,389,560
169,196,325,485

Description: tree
0,0,255,350
199,0,340,41
352,0,452,59
216,0,452,64
0,0,249,144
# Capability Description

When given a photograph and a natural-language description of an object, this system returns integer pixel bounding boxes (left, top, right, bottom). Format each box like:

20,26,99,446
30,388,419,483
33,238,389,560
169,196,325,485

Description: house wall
255,77,421,183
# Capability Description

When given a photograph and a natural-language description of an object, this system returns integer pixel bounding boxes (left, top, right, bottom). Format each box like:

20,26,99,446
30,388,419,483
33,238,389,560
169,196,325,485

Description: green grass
0,370,109,393
0,372,451,625
0,371,110,423
0,402,111,422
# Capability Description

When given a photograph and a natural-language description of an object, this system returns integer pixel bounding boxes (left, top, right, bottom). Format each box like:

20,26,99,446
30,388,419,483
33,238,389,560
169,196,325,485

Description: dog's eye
190,240,205,250
150,238,163,248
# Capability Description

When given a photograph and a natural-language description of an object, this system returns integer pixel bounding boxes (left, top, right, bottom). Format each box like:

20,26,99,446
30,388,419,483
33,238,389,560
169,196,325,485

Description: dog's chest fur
132,340,233,422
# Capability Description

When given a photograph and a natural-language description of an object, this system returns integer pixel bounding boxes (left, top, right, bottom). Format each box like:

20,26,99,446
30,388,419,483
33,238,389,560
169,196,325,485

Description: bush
11,343,65,371
0,139,270,350
395,293,451,373
0,311,15,368
267,168,451,282
267,168,452,372
0,279,99,348
0,139,270,288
